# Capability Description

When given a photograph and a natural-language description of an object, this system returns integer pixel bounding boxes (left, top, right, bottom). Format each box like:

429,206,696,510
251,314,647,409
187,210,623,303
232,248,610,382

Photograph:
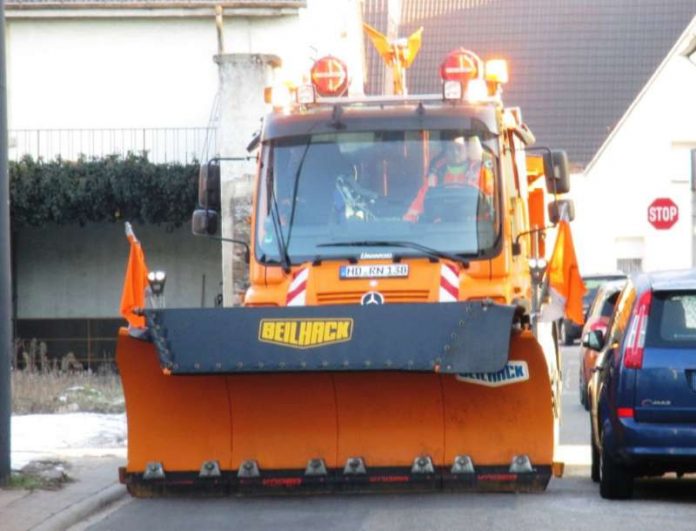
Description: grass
4,471,73,490
5,463,74,491
11,370,124,415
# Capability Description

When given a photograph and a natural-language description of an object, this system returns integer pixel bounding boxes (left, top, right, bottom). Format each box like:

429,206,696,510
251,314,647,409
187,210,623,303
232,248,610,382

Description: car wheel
599,436,633,499
590,424,600,483
560,322,573,346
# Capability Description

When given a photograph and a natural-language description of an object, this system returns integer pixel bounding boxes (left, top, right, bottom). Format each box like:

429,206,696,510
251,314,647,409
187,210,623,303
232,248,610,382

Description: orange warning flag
119,222,149,329
541,219,586,325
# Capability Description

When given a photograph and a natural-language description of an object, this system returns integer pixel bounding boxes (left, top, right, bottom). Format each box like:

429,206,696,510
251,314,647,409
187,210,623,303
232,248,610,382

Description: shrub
10,154,198,229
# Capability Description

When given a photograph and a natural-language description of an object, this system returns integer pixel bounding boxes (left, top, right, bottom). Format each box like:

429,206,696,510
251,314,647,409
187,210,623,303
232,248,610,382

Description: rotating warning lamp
439,49,482,83
311,55,349,97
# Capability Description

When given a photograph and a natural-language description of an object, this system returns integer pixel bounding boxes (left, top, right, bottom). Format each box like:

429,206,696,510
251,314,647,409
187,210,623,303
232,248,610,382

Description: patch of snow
11,413,127,470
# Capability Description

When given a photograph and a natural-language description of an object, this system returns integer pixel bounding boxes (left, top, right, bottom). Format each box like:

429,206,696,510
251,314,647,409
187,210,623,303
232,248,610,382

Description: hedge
9,154,199,228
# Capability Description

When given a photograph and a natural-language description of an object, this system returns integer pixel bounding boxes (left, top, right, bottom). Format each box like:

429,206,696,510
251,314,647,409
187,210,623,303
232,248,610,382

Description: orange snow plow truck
117,43,577,496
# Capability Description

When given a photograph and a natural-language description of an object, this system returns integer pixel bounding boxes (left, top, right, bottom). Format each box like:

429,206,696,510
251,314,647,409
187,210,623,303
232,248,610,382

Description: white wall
574,40,696,275
6,18,220,130
224,1,365,93
6,0,365,132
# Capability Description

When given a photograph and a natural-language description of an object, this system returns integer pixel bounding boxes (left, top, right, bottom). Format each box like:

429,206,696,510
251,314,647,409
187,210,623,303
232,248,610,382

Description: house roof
585,15,696,173
364,0,696,167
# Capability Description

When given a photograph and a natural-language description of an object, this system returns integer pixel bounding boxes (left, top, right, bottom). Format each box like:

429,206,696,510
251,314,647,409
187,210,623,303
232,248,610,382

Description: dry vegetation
12,370,124,415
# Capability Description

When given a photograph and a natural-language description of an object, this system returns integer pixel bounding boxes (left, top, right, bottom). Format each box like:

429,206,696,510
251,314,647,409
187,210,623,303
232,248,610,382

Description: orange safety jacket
404,159,493,221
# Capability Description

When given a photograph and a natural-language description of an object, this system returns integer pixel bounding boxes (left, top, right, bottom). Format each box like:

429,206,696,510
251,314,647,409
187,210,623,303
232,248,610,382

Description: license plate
339,264,409,279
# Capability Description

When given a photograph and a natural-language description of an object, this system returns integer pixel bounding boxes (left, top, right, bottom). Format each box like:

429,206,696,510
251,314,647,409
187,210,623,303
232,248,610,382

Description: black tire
599,437,633,499
590,424,600,483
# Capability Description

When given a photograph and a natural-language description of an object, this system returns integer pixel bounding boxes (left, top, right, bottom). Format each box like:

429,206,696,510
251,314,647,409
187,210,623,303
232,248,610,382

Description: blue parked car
585,270,696,499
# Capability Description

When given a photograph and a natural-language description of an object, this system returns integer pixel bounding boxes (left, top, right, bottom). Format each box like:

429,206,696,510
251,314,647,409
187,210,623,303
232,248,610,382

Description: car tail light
617,407,634,418
623,290,652,369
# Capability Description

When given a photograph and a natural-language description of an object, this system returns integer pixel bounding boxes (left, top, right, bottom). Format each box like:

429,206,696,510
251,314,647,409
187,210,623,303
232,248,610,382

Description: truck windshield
255,130,500,264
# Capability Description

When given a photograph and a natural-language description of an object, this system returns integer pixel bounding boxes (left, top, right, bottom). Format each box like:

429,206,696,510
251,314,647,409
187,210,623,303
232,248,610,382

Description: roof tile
364,0,696,166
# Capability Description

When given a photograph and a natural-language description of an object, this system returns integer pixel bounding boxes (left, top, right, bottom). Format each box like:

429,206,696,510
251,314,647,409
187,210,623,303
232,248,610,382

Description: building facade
5,0,365,366
573,17,696,275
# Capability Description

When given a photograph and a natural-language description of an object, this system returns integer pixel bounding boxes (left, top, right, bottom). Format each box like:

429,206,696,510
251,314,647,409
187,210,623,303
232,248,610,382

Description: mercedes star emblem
361,291,385,305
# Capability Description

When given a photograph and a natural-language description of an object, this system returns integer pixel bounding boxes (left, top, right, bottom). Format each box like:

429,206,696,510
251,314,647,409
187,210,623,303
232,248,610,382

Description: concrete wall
572,31,696,275
16,223,222,318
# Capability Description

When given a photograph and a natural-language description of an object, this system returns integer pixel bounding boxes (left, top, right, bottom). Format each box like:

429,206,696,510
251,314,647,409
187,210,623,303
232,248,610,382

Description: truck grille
316,290,430,305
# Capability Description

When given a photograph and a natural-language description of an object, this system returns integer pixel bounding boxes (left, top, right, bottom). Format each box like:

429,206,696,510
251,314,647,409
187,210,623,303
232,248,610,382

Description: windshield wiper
317,240,471,267
284,141,312,251
266,161,292,273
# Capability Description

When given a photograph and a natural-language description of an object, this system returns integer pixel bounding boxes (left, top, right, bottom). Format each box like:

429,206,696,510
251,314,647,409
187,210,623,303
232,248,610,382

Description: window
255,130,501,265
647,291,696,346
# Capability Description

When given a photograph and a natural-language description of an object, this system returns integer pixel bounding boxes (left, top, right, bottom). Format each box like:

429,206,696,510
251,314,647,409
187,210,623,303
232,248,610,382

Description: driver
403,136,493,221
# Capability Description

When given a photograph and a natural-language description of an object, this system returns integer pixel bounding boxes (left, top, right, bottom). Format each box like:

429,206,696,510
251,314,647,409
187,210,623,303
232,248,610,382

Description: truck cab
196,50,570,315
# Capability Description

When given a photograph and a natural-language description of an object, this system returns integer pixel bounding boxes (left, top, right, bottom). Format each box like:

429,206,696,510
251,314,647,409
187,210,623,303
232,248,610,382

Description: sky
11,413,126,470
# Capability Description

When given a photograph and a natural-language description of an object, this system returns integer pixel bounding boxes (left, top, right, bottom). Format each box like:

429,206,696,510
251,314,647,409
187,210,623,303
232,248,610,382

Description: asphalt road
88,346,696,531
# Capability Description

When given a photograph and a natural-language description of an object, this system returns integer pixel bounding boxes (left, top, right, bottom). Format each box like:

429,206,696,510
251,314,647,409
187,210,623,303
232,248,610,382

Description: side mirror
548,199,575,224
544,150,570,194
582,329,605,351
192,209,219,236
198,162,221,211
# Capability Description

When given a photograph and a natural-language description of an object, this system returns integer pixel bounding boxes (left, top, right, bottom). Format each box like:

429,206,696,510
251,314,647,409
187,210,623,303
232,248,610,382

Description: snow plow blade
117,302,555,496
142,301,514,374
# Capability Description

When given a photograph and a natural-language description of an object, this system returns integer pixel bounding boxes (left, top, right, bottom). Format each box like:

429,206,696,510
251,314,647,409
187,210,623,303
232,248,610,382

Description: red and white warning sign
648,198,679,230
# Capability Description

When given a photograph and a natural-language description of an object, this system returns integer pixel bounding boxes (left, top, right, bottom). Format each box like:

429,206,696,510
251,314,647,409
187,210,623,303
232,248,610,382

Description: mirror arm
204,235,251,264
513,225,555,255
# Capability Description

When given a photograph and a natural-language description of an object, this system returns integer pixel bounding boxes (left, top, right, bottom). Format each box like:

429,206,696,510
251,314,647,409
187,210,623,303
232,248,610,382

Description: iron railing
8,127,217,164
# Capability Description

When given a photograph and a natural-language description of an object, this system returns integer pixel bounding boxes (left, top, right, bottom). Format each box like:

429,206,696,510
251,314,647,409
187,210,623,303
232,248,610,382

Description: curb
33,484,127,531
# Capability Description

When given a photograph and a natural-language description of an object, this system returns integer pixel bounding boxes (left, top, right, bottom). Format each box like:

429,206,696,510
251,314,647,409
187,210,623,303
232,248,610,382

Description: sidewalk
0,455,127,531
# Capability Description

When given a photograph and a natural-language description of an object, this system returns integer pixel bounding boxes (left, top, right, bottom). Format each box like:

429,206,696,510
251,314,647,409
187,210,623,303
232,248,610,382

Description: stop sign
648,198,679,230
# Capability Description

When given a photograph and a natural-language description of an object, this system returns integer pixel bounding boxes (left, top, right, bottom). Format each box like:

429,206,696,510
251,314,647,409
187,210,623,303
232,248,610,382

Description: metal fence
8,127,217,164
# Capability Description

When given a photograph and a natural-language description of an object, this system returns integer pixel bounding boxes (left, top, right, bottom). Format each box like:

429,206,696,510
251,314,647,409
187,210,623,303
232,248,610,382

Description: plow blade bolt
411,455,434,474
199,460,221,478
343,457,367,475
143,461,165,480
238,460,260,478
305,458,328,476
509,455,534,473
451,455,475,474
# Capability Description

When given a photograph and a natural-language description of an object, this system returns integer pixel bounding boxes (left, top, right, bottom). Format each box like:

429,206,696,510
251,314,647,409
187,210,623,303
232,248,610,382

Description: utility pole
0,0,12,486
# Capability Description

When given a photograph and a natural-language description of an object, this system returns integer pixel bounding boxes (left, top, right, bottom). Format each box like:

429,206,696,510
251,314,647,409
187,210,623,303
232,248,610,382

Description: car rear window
646,291,696,347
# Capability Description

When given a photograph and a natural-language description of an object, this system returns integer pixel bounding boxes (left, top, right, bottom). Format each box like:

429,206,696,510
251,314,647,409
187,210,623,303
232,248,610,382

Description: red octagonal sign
648,198,679,230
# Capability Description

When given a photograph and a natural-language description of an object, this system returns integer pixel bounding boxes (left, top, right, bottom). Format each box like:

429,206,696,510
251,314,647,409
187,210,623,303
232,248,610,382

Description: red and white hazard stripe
439,263,459,302
286,268,308,306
